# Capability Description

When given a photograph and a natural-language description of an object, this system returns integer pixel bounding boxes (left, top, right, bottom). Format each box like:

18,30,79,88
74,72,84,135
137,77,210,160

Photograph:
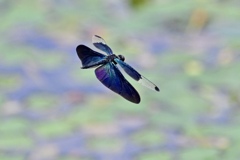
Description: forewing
76,45,106,68
92,35,113,55
115,58,160,92
95,63,140,104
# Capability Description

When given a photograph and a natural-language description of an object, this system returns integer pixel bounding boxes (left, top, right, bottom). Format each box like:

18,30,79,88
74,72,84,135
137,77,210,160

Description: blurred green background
1,0,240,160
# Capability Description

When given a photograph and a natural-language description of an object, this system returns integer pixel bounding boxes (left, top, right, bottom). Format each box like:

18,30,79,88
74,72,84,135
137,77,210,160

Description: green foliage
180,148,218,160
136,151,172,160
131,129,165,146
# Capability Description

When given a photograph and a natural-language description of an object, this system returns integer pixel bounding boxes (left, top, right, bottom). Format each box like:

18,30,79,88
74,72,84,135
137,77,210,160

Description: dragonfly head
118,55,125,61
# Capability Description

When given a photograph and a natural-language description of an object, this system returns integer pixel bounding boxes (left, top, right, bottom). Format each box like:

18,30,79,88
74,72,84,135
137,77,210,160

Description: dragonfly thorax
106,54,118,62
106,54,125,65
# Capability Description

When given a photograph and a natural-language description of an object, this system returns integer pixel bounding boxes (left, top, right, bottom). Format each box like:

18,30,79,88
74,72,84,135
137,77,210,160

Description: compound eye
118,55,125,61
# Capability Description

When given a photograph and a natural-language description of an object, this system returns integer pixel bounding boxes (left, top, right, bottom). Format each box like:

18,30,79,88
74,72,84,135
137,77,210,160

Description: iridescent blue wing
76,45,106,69
115,58,160,92
95,62,140,104
92,35,113,55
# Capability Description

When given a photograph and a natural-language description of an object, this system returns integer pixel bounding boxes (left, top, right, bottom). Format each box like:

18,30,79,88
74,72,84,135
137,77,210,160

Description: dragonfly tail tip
155,86,160,92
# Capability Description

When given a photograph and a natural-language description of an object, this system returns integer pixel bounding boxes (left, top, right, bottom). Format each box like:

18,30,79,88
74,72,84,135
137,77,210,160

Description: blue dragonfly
76,35,159,104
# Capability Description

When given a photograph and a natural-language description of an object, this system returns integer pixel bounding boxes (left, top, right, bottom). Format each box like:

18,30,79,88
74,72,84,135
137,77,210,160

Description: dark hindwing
95,62,140,104
76,45,106,68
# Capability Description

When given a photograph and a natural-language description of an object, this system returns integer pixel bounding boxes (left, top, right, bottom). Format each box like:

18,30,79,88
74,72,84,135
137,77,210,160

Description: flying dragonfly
76,35,159,104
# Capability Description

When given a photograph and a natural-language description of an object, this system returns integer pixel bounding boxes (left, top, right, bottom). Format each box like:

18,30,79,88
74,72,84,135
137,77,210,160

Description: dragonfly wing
95,62,140,104
115,58,160,92
76,45,106,68
92,35,113,55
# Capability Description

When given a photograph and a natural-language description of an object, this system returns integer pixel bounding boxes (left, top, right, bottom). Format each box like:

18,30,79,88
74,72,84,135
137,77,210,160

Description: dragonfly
76,35,159,104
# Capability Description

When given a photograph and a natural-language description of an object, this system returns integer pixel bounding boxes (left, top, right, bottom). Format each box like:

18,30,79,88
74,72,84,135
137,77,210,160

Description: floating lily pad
0,74,22,91
26,93,59,111
131,129,165,147
87,137,123,152
35,119,73,138
0,133,33,149
0,118,29,134
180,148,218,160
136,151,172,160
